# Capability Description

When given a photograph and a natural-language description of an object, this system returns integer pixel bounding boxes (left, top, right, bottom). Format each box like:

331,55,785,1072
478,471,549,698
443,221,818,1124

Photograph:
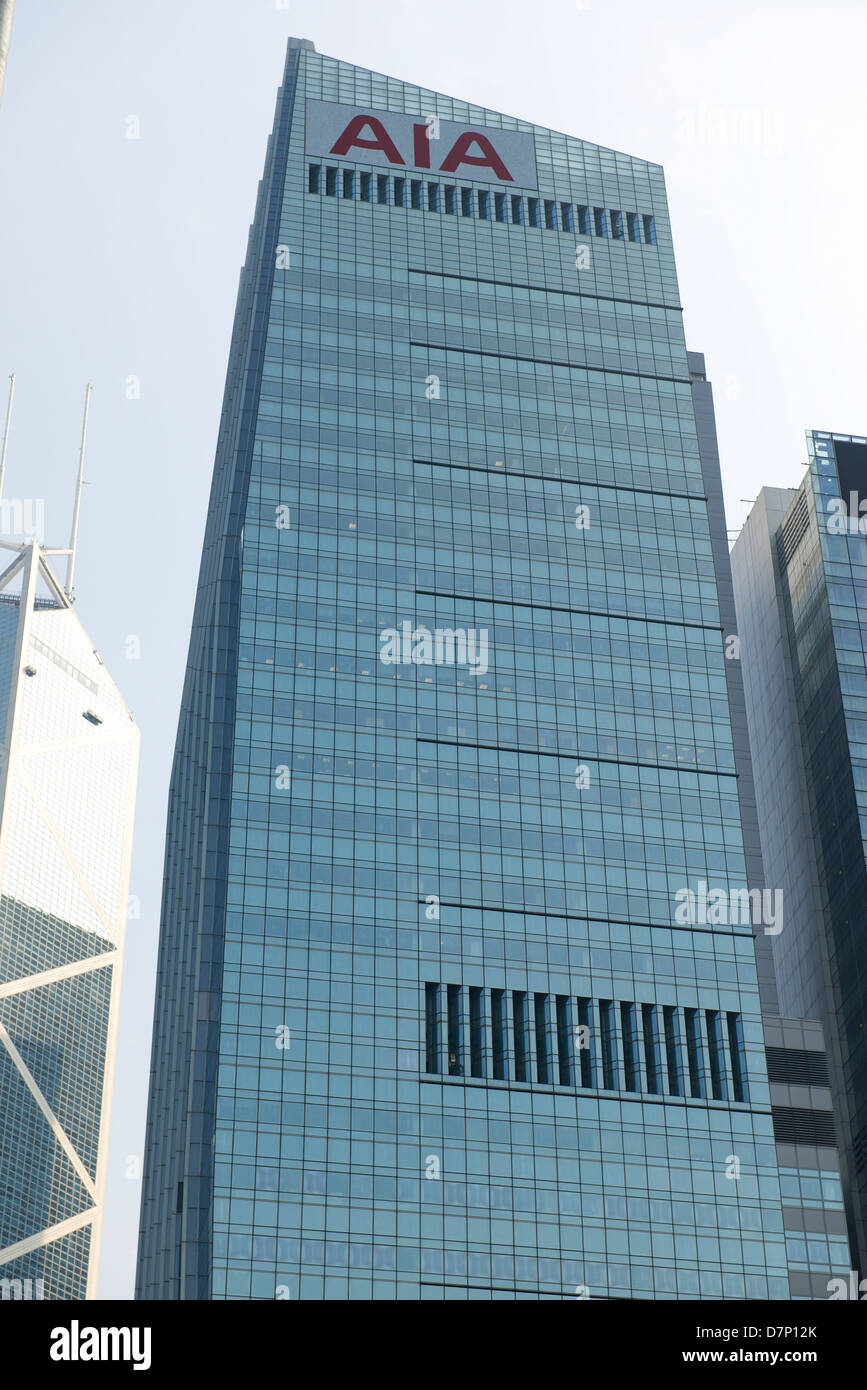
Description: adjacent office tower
0,537,139,1298
732,431,867,1275
693,362,851,1299
139,38,794,1300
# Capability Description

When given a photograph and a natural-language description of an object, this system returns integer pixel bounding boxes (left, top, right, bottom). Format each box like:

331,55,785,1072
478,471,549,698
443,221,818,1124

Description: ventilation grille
308,163,658,244
776,486,810,570
765,1045,829,1087
853,1125,867,1175
772,1106,836,1146
424,983,748,1102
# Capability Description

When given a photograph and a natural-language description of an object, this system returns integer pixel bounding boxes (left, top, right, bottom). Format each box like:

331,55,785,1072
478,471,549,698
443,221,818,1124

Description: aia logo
306,99,538,188
330,114,515,181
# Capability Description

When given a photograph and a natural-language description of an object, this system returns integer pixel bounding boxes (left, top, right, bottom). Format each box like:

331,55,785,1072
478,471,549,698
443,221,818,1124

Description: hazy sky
1,0,864,1299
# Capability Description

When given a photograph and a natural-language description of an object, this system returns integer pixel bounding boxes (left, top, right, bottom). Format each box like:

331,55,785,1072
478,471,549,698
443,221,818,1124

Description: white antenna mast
0,1,16,111
0,371,14,505
66,383,91,599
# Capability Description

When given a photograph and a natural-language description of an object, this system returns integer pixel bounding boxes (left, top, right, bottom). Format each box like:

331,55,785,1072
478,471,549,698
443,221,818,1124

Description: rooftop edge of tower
288,36,665,170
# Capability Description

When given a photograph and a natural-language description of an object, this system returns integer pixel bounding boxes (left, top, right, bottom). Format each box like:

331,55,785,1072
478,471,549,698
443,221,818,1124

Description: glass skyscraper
138,37,795,1301
733,431,867,1275
0,542,139,1299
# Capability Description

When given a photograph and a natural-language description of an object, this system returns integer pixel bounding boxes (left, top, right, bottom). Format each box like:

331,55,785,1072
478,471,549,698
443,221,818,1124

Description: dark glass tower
733,431,867,1275
138,38,794,1300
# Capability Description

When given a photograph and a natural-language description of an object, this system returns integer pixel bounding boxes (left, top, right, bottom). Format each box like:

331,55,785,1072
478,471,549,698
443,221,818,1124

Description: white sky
0,0,864,1298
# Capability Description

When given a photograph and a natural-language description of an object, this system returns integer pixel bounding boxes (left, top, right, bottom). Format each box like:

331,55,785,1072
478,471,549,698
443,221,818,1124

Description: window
534,993,550,1083
642,1004,661,1094
643,213,657,244
510,194,524,225
627,211,639,241
428,183,440,212
576,205,590,235
425,983,440,1074
491,988,506,1079
544,199,557,230
410,179,423,210
664,1005,684,1096
577,997,594,1087
599,1000,617,1089
556,996,572,1085
325,167,337,197
444,184,456,214
342,169,354,199
593,207,608,236
478,190,490,220
359,172,371,202
528,197,540,228
447,984,462,1076
376,173,389,204
621,1002,639,1091
560,202,574,232
308,164,321,194
610,209,624,239
685,1008,705,1098
513,990,529,1081
469,986,485,1078
495,192,507,223
393,176,406,207
461,187,474,217
727,1013,748,1102
706,1010,727,1100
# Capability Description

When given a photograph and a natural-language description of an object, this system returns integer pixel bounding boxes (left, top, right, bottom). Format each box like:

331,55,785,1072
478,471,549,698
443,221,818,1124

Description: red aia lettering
413,123,431,169
328,116,515,181
329,114,405,164
438,131,513,180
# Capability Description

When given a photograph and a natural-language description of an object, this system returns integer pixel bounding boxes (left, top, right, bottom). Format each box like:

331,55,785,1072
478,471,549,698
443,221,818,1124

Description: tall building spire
0,0,15,110
0,372,14,505
65,383,92,601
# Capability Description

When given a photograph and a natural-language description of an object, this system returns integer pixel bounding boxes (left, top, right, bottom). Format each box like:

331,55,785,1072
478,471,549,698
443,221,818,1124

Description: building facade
692,361,852,1299
732,432,867,1275
0,543,139,1298
139,38,797,1300
763,1016,851,1299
